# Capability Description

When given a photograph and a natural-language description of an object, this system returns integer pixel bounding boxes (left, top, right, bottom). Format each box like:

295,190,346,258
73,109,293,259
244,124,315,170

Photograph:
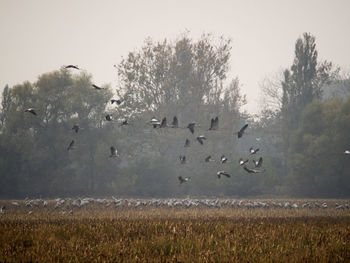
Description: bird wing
240,124,248,133
257,157,263,167
188,123,195,134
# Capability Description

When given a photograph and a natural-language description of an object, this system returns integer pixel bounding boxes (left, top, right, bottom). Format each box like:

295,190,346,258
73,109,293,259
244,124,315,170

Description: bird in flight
171,116,178,128
110,146,119,158
67,140,75,151
205,155,215,163
237,124,248,138
208,116,219,130
179,155,187,164
72,124,79,133
217,171,231,179
178,176,191,184
249,147,259,155
111,99,122,105
344,150,350,155
243,166,265,174
65,65,80,70
105,115,113,121
92,84,104,90
253,157,263,168
196,135,207,145
239,158,249,166
150,117,161,128
184,139,190,147
187,122,196,134
24,108,37,115
221,155,228,164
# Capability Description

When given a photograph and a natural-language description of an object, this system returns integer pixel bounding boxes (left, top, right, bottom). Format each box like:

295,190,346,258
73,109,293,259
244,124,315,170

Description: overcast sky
0,0,349,113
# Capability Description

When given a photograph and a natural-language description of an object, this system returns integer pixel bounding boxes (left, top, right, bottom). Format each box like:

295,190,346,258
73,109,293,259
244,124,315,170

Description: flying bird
72,124,79,133
239,158,249,166
187,122,196,134
196,135,207,145
178,176,191,184
344,150,350,155
237,124,248,138
243,166,265,174
179,155,187,164
184,139,190,147
65,65,79,70
217,171,231,179
253,157,263,168
105,115,113,121
111,99,122,105
171,116,178,128
205,155,215,163
92,84,104,90
24,108,37,115
110,146,119,158
208,116,219,130
221,155,228,164
249,147,259,155
67,140,75,151
150,117,161,128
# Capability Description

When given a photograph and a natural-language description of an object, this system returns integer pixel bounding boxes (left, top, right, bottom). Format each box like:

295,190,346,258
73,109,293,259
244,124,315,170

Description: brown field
0,199,350,262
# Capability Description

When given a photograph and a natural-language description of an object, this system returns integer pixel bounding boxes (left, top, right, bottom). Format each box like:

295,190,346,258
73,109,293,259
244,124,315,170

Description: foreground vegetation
0,200,349,262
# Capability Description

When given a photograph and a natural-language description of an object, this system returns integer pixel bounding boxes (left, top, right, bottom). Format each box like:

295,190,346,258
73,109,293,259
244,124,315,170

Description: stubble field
0,199,350,262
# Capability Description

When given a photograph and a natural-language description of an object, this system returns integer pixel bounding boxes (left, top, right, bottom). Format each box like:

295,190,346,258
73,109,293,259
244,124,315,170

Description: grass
0,200,350,262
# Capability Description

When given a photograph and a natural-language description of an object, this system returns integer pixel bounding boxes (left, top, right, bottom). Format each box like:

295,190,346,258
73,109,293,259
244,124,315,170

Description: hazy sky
0,0,349,113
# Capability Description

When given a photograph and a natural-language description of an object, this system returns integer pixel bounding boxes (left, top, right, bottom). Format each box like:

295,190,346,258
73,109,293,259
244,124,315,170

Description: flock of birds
1,197,350,216
23,64,350,188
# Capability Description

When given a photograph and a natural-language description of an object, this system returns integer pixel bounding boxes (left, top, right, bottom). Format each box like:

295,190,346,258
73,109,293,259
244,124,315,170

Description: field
1,199,350,262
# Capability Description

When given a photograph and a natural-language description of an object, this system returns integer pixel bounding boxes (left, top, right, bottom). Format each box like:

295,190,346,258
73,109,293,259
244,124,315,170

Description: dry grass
0,200,350,262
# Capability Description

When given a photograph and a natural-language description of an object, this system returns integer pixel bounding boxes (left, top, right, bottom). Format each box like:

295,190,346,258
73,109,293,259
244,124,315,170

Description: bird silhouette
179,155,187,164
249,147,259,155
72,124,79,133
220,155,228,164
65,65,79,70
24,108,37,115
237,124,248,138
105,115,113,121
92,84,104,90
253,157,263,168
160,117,167,128
111,99,122,105
239,158,249,166
184,139,190,147
187,123,196,134
171,116,178,128
205,155,215,163
121,119,129,126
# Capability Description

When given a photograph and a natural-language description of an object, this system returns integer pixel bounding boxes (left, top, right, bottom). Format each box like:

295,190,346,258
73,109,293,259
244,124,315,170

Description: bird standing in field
24,108,37,115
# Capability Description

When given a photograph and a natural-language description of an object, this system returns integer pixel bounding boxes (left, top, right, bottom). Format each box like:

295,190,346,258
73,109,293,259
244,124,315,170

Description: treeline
0,33,349,198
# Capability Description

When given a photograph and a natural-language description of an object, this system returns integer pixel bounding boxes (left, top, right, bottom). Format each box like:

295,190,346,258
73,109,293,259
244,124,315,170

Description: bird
92,84,104,90
65,65,79,70
221,155,228,164
187,123,196,134
237,124,248,138
111,99,122,105
184,139,190,147
196,135,207,145
208,116,219,130
121,119,129,126
72,124,79,133
249,147,259,155
110,146,119,158
171,116,178,128
243,166,265,174
205,155,215,163
160,117,167,128
344,150,350,155
24,108,37,115
150,117,161,128
178,176,190,184
67,140,75,151
253,157,263,168
239,158,249,166
179,155,187,164
105,115,113,121
217,171,231,179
